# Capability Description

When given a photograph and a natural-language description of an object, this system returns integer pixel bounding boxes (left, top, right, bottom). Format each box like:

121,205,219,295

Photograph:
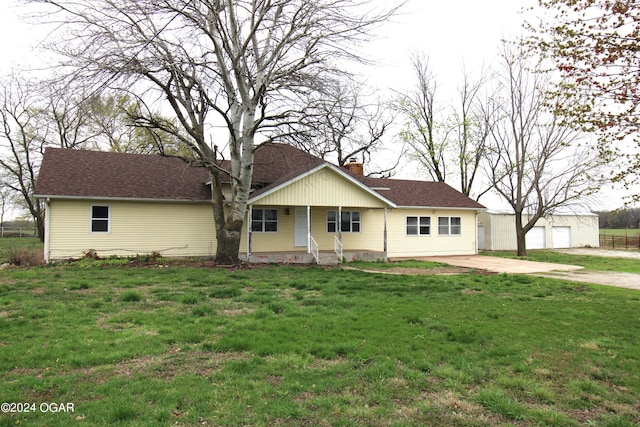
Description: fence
599,233,640,250
0,227,38,238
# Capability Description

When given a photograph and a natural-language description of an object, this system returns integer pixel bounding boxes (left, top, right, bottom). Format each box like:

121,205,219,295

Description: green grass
600,228,640,236
1,262,639,426
488,249,640,273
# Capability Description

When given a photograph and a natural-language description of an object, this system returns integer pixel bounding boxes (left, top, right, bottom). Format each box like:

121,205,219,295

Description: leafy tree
27,0,403,264
526,0,640,195
87,93,190,156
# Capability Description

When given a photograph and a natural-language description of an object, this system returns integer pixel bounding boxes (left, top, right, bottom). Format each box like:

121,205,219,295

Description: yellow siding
245,207,478,257
253,167,387,208
47,200,216,260
47,198,482,260
386,209,479,257
241,207,386,253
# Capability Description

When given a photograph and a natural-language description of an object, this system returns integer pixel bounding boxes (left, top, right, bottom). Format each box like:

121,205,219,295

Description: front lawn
1,262,639,426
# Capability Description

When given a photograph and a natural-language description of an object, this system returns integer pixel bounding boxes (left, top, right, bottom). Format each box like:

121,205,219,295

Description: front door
294,207,309,247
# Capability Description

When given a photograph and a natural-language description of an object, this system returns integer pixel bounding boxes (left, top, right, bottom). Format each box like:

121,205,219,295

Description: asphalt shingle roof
34,143,485,210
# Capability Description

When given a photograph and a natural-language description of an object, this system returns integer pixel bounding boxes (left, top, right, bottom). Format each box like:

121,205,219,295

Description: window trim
251,208,279,233
438,216,462,236
406,215,431,236
90,205,110,234
327,210,361,233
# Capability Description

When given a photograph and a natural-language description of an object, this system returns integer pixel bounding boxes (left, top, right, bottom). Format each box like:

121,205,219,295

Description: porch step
316,252,339,266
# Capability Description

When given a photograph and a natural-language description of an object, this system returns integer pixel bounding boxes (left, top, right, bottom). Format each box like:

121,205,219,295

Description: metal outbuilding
477,211,600,251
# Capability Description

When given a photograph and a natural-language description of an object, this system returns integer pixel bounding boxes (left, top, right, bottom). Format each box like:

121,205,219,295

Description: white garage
526,227,546,249
477,211,599,251
552,226,572,248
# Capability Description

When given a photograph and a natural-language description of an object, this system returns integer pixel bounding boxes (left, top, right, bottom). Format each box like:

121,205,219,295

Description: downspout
44,198,51,263
475,211,479,255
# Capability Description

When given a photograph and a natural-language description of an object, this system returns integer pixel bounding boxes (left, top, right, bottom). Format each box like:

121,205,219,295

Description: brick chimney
344,158,364,176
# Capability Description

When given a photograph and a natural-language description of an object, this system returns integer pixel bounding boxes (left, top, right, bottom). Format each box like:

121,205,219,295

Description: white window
406,216,431,235
91,205,110,233
327,210,360,233
251,208,278,232
438,216,461,235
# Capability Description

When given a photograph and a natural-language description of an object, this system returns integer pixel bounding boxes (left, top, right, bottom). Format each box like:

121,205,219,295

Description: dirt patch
341,265,492,276
219,307,255,316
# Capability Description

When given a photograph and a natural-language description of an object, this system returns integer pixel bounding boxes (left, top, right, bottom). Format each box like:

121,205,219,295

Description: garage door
526,227,546,249
552,226,571,248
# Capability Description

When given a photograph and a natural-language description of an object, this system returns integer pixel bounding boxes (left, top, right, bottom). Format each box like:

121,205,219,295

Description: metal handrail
334,235,343,261
310,236,320,263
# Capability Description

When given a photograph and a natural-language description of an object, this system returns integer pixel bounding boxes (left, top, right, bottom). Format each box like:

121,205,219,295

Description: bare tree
397,53,448,182
451,65,492,199
397,54,491,198
0,185,14,234
483,42,606,256
28,0,403,263
0,77,47,241
290,78,400,177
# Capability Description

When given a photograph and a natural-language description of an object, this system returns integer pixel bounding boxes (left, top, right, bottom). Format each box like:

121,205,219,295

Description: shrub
2,245,43,266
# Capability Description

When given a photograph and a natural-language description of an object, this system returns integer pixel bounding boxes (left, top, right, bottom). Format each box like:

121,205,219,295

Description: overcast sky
0,0,531,91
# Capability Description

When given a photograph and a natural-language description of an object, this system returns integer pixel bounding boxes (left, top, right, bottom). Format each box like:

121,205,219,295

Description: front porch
241,250,387,266
245,204,390,265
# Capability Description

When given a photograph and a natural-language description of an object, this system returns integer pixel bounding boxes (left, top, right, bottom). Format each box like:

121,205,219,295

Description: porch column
383,207,388,261
306,205,311,253
247,204,252,259
338,206,342,244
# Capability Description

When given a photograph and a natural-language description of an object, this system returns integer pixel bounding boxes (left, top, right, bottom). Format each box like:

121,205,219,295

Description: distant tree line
596,208,640,229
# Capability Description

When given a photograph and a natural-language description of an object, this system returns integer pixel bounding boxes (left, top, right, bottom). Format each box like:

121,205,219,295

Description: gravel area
554,248,640,259
535,248,640,290
390,250,640,291
534,270,640,290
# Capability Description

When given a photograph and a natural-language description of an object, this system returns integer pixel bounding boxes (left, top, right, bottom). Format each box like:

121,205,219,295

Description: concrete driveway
423,255,584,274
388,253,640,290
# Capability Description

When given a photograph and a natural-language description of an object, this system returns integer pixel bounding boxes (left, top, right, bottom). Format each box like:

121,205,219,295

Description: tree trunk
36,214,45,243
515,211,527,257
206,167,244,265
215,216,244,264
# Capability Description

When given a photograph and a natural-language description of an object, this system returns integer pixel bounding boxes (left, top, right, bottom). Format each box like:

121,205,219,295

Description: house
34,143,485,264
477,211,600,251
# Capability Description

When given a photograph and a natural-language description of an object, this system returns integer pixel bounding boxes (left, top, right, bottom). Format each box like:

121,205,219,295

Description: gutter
33,195,211,204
